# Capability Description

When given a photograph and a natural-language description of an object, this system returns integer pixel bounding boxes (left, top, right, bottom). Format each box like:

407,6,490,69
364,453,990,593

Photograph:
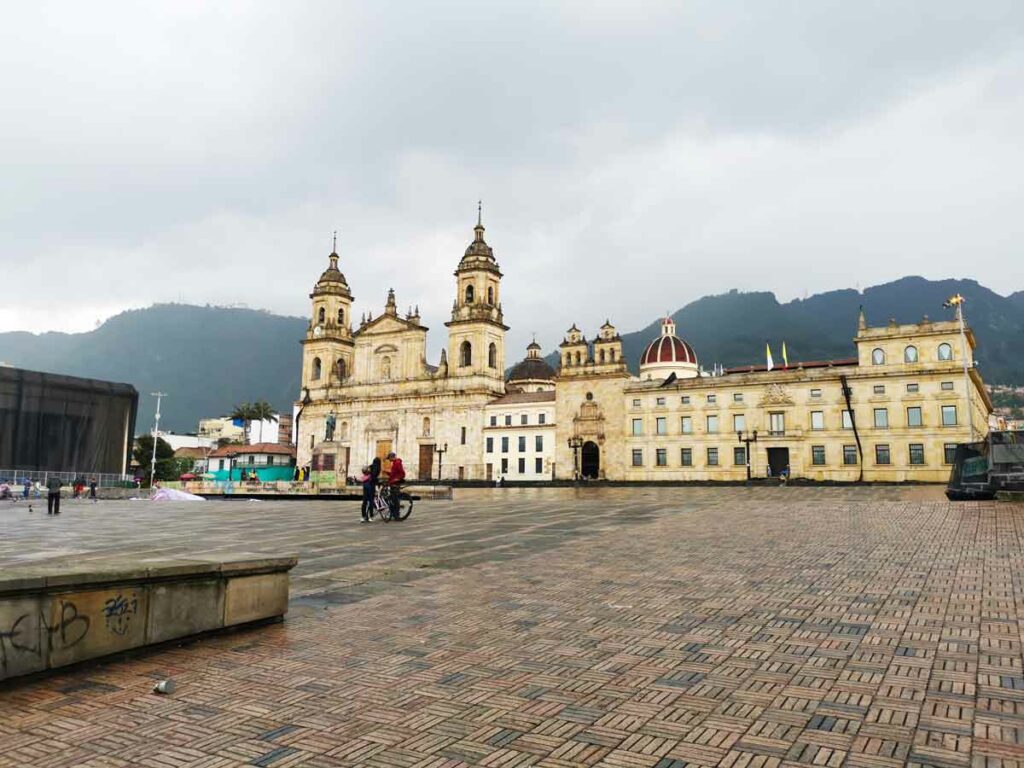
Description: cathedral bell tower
445,205,508,380
301,234,355,390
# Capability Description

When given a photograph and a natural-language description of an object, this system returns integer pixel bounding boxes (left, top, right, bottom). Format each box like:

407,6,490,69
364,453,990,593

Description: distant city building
294,213,992,483
173,446,210,473
157,433,216,451
198,417,245,442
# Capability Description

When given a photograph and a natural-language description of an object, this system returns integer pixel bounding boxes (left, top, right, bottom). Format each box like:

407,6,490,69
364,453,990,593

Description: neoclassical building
296,214,991,484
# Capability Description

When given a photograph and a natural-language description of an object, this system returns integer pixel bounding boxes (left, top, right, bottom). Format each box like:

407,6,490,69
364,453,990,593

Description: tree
230,402,254,443
231,400,276,443
132,435,176,485
249,399,276,443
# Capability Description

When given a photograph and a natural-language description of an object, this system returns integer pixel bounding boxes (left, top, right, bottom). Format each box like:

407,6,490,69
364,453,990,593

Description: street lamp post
435,443,448,482
149,392,167,489
737,429,758,484
567,436,583,481
951,298,975,439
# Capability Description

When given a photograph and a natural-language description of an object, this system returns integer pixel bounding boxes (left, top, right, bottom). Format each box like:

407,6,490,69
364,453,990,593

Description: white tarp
151,488,206,502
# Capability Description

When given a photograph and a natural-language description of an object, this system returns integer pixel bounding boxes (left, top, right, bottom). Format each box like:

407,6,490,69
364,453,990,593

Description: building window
769,412,785,435
681,396,690,405
656,397,666,406
632,418,643,436
873,385,885,395
812,445,826,465
907,406,923,427
733,393,744,403
681,416,693,434
486,437,493,453
521,414,528,425
873,408,888,428
535,435,543,451
312,357,322,380
938,343,953,361
842,410,854,429
733,414,746,432
944,443,957,464
465,284,474,303
598,349,606,364
267,455,275,466
875,444,891,465
488,343,497,369
681,448,693,466
843,445,858,465
505,415,512,426
317,307,326,325
490,415,497,426
518,436,526,452
460,340,472,367
656,448,667,467
501,437,509,453
707,394,717,404
501,458,508,474
535,457,543,474
810,388,822,399
706,415,719,433
872,348,885,365
707,447,719,466
734,447,746,466
907,383,919,393
904,345,918,363
632,398,641,408
218,459,225,470
632,449,643,467
810,411,824,430
656,417,667,435
909,444,925,465
941,381,954,391
518,458,525,474
487,286,494,304
337,308,344,325
538,413,546,425
942,405,958,426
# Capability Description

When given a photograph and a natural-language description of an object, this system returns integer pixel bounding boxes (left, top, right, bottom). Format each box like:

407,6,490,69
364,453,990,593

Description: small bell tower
302,233,355,389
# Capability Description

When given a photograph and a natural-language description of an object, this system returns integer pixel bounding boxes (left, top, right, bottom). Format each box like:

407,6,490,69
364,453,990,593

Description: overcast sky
2,1,1022,360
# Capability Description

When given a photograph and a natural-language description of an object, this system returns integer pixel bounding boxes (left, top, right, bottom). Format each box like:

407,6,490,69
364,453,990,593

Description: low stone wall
0,555,296,682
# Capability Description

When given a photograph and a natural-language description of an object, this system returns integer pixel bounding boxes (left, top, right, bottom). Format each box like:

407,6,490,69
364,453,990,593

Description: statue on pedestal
325,412,336,441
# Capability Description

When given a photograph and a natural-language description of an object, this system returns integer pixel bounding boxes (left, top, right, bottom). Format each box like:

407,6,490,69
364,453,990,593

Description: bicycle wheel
394,493,413,521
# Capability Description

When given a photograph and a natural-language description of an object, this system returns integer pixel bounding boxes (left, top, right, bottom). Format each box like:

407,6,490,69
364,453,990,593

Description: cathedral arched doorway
581,441,600,479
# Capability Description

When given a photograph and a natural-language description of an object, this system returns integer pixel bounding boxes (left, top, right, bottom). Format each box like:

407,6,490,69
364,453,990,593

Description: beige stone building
295,214,507,481
295,213,991,485
553,312,991,482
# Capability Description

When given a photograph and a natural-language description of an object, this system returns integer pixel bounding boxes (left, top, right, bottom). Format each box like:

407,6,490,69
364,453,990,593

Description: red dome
641,334,697,366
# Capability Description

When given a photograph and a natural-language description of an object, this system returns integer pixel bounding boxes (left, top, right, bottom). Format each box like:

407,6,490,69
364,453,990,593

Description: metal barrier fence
0,469,134,488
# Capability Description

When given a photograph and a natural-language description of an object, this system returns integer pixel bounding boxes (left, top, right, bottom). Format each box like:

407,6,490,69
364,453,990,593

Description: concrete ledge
0,555,296,683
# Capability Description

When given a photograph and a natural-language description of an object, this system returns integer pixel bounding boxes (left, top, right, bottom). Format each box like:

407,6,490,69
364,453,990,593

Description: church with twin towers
296,209,989,484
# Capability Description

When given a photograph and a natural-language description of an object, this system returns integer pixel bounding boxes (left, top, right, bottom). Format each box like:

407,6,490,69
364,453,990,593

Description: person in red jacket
386,452,406,520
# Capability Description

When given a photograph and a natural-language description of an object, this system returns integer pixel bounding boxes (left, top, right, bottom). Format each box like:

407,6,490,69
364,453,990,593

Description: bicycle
374,484,413,522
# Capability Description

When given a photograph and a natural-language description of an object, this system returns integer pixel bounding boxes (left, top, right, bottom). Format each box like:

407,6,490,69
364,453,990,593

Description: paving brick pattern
0,487,1022,768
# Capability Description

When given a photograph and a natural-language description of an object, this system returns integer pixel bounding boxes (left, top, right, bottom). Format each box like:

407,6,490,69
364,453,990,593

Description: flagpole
956,301,975,439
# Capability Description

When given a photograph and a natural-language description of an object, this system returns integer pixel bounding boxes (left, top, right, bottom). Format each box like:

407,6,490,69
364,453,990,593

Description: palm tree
230,402,255,443
249,400,276,443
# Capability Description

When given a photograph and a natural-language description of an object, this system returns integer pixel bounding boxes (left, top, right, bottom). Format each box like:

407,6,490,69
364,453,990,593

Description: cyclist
360,456,381,523
385,451,406,520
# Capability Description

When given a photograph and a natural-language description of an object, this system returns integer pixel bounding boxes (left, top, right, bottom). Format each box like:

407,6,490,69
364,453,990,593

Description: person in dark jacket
361,457,381,522
46,476,62,515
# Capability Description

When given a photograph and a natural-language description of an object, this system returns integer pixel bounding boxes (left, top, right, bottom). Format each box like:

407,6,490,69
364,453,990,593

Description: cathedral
296,213,992,484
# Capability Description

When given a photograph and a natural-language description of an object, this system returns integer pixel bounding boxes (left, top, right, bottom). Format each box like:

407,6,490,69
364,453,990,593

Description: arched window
336,359,346,380
465,285,474,304
610,349,617,361
488,343,497,368
460,340,472,367
904,345,918,363
487,286,494,304
337,308,344,325
312,357,322,380
574,351,581,365
340,421,349,440
422,417,431,436
564,354,571,367
317,307,325,325
599,349,606,364
381,356,392,379
938,342,953,361
871,348,885,366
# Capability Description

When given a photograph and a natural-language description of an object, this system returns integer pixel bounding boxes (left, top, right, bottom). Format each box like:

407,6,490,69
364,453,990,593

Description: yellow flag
766,343,774,372
782,342,788,369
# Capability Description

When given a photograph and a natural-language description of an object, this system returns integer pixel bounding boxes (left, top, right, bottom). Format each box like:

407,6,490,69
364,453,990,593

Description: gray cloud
1,1,1022,360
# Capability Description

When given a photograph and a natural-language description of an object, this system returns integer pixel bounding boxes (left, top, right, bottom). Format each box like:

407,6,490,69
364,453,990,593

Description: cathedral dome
507,341,556,392
312,246,352,298
639,317,699,379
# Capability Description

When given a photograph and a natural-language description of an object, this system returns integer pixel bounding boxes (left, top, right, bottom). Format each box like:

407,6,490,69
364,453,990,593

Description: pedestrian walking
360,457,381,522
89,477,98,502
46,476,62,515
22,477,30,500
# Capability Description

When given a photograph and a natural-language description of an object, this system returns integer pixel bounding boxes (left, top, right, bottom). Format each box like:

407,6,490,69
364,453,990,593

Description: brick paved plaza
1,487,1022,768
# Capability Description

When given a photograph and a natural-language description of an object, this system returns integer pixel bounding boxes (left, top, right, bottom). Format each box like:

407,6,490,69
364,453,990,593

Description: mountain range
0,276,1020,432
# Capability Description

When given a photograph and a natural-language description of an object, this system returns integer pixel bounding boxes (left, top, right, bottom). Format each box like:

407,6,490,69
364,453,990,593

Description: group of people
358,451,405,522
0,476,92,515
292,466,311,482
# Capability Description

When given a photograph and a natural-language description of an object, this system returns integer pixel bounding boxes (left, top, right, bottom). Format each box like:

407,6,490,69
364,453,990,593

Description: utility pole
150,392,167,489
946,295,975,439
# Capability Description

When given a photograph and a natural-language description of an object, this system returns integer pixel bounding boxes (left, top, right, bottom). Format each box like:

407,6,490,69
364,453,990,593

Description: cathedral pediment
357,314,427,336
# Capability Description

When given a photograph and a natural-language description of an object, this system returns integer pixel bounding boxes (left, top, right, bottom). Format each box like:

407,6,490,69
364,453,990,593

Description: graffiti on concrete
0,600,91,674
102,593,139,636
